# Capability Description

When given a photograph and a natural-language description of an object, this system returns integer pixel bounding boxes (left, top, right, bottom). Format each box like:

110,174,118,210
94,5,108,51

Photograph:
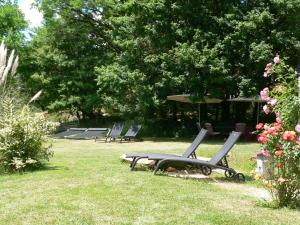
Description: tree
25,0,300,122
24,0,116,119
0,1,27,49
97,0,300,119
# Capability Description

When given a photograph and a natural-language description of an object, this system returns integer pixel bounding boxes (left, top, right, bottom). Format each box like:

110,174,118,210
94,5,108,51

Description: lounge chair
54,128,87,139
66,128,109,140
149,131,245,181
120,125,142,142
105,122,124,142
126,128,208,170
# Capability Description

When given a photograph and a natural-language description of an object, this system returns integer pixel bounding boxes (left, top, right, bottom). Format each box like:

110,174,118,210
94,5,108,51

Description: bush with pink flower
256,55,300,208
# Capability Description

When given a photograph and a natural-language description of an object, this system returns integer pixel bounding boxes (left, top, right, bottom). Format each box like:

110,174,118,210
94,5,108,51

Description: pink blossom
264,63,273,77
295,124,300,132
260,88,269,101
273,54,280,64
275,112,282,123
257,149,270,157
263,105,270,114
268,98,277,106
276,117,282,123
264,123,270,130
266,63,273,68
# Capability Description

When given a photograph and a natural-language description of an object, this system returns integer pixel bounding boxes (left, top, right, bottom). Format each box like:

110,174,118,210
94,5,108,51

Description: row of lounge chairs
125,129,245,181
54,123,142,142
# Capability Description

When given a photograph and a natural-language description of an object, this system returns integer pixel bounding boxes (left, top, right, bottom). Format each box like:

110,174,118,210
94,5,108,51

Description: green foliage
95,0,300,117
23,0,300,121
0,40,57,173
22,0,115,119
0,98,57,172
0,1,27,49
271,60,300,129
256,57,300,208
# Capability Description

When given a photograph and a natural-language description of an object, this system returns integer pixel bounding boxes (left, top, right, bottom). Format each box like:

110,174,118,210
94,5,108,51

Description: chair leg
131,157,144,170
153,159,168,175
130,157,136,168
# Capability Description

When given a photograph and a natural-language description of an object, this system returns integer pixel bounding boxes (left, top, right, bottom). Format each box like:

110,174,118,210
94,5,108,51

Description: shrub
256,122,300,208
0,99,57,172
257,55,300,208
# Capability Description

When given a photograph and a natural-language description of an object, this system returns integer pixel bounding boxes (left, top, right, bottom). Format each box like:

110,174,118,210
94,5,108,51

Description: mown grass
0,138,299,225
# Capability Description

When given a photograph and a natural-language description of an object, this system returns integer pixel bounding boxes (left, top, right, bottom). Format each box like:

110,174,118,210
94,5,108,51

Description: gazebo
167,94,223,124
227,96,266,124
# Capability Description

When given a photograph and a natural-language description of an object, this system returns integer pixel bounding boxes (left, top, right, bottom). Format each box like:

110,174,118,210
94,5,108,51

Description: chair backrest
87,128,109,131
182,129,208,158
235,123,246,134
79,128,109,139
209,131,241,165
54,128,86,138
124,125,142,137
63,128,87,139
69,128,87,131
110,123,124,138
204,123,214,135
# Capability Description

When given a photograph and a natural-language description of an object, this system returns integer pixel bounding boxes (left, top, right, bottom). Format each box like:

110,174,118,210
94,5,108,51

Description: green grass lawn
0,139,299,225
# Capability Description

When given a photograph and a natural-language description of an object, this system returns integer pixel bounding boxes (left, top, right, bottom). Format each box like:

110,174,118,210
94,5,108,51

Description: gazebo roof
167,94,223,104
227,96,266,103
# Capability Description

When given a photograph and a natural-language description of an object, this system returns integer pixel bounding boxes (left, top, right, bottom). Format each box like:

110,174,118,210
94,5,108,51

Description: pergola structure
227,96,266,124
167,94,223,124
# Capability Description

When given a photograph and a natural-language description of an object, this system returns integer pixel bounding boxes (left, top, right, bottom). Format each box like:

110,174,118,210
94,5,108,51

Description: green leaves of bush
0,99,57,172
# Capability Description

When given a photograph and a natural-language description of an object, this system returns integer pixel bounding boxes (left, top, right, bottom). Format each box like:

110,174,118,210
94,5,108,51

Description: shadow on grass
0,164,68,176
129,165,254,183
152,171,249,184
32,164,67,172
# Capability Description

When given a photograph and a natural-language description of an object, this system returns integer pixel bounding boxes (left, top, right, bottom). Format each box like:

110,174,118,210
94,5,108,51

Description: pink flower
264,123,270,130
268,127,276,135
258,136,268,143
264,63,273,77
266,63,273,68
263,87,269,92
276,117,282,123
295,124,300,133
257,149,270,157
263,105,270,114
260,87,269,100
268,98,277,106
273,54,280,64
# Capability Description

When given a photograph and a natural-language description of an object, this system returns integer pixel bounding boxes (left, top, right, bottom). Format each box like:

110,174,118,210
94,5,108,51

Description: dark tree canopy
23,0,300,121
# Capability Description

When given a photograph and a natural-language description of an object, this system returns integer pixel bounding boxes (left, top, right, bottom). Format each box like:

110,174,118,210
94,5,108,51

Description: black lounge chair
126,129,208,170
105,123,124,142
66,128,109,140
149,131,245,181
120,125,142,142
54,128,87,139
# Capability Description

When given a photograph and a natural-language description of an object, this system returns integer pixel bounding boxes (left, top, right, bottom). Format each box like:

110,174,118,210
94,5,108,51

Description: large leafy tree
25,0,116,119
25,0,300,121
0,1,27,48
96,0,300,119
